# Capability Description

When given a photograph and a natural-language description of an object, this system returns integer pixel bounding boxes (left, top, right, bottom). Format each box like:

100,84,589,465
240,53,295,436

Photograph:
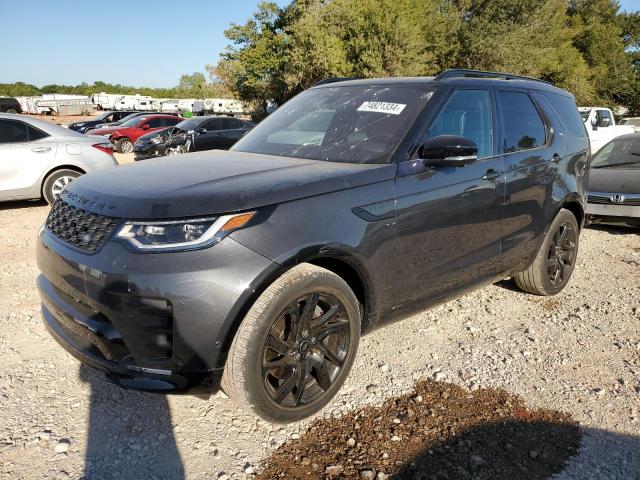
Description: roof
311,70,571,96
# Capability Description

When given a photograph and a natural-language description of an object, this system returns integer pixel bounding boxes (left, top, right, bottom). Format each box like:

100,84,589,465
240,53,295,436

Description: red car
86,114,183,153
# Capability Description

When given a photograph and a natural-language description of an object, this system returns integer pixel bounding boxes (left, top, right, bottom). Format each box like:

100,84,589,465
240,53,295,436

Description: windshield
232,84,436,164
580,110,591,122
591,138,640,169
120,116,149,128
97,111,114,121
114,113,140,125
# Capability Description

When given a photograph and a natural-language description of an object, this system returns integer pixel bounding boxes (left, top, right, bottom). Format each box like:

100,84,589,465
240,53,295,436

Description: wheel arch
216,246,375,370
560,197,585,230
40,165,86,198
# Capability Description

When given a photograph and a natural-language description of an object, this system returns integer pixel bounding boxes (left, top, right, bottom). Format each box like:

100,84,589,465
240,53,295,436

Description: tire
514,208,579,296
7,108,17,114
221,263,361,423
115,137,133,153
42,169,81,205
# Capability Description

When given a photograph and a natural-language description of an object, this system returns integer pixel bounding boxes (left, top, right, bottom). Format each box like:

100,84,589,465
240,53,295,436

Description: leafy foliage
215,0,640,114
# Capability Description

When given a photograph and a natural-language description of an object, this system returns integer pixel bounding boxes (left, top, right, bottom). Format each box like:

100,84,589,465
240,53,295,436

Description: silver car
0,113,117,204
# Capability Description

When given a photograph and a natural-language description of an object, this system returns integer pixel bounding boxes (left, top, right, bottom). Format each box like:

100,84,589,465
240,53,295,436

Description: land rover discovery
37,70,590,422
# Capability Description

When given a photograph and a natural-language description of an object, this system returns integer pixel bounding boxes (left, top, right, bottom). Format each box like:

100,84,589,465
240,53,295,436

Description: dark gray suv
37,70,590,422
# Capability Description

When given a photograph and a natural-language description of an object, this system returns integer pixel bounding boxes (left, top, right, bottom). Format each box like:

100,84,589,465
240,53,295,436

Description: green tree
216,1,291,116
568,0,635,108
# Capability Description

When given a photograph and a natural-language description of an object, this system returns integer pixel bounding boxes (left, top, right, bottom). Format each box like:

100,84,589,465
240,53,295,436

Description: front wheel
514,208,579,296
221,264,361,423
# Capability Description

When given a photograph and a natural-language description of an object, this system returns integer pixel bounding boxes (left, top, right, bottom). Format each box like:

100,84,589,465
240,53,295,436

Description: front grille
588,194,640,206
46,199,118,253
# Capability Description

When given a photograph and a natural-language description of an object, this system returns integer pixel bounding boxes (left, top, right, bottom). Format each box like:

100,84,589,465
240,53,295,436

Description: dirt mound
257,380,581,479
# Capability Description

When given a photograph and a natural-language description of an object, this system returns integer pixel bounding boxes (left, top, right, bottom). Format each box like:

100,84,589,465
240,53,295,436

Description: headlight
116,212,255,252
150,135,163,144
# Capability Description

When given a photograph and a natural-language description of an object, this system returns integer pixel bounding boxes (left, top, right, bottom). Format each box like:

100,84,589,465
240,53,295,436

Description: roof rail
434,69,552,85
313,77,359,86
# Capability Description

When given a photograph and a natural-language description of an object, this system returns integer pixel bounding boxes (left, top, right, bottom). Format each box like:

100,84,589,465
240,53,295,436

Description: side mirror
197,127,207,134
591,118,598,130
142,124,150,130
419,135,478,167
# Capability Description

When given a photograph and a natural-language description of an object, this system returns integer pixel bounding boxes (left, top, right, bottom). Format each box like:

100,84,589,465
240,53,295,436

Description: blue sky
0,0,638,88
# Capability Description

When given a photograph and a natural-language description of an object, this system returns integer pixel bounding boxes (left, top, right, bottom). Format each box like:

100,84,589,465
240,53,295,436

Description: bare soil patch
257,380,581,480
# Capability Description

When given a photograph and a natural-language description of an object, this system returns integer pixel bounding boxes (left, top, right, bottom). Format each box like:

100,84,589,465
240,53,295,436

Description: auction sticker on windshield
357,101,406,115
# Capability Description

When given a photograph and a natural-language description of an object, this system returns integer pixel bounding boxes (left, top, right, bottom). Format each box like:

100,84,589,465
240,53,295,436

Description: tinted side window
496,91,546,153
164,117,182,127
27,126,49,141
203,119,223,130
542,92,587,138
0,119,29,143
428,89,493,158
227,118,246,129
146,118,165,128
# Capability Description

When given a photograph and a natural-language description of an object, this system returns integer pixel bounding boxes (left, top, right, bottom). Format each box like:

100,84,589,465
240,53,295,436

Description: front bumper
586,203,640,227
133,143,166,160
37,228,277,393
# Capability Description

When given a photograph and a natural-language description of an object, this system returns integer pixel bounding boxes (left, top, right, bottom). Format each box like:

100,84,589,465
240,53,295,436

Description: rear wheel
115,137,133,153
514,208,579,296
7,108,17,114
43,169,81,205
222,263,361,423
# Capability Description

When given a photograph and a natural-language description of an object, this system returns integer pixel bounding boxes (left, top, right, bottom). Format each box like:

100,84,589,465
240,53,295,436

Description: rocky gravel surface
0,193,639,479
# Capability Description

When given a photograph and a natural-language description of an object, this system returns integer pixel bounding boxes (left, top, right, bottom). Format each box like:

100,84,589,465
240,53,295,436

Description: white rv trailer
16,94,94,115
203,98,246,115
113,94,155,111
91,93,124,110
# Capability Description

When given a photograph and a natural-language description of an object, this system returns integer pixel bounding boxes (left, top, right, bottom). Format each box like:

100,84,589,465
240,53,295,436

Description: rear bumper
37,228,277,393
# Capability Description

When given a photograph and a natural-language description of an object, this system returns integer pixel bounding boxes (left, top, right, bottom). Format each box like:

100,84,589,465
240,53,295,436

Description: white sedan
0,113,117,204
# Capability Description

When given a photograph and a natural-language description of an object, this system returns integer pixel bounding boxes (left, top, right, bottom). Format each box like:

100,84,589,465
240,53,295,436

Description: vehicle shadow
586,223,640,236
0,199,47,211
79,365,185,480
393,422,640,480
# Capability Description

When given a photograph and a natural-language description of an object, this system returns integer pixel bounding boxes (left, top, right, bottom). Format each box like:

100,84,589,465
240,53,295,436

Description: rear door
393,88,505,308
495,89,559,274
193,118,225,151
0,119,57,200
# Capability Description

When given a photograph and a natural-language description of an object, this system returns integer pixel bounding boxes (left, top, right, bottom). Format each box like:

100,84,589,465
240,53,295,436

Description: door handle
550,153,562,163
31,146,51,153
482,169,501,181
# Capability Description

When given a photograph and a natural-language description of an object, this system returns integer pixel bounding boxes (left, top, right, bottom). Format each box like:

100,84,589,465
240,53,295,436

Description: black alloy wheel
261,293,350,407
546,222,577,287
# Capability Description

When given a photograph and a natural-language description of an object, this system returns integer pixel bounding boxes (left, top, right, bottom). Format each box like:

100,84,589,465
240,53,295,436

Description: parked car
578,107,634,152
91,111,172,130
37,70,589,423
0,97,22,114
586,133,640,228
0,113,116,204
618,117,640,133
65,111,138,134
86,114,183,153
133,116,254,160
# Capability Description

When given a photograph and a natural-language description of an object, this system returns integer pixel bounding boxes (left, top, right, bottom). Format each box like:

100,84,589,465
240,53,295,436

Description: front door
393,88,504,309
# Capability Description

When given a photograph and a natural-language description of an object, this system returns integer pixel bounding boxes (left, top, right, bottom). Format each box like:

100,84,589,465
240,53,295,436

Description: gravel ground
0,165,639,479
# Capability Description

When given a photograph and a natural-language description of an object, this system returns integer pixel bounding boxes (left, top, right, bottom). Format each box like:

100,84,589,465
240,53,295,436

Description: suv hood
60,150,397,218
